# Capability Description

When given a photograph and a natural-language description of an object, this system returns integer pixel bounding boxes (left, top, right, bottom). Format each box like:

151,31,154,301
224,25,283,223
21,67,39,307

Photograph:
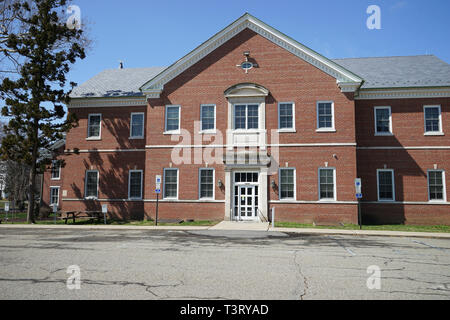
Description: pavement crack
293,250,309,300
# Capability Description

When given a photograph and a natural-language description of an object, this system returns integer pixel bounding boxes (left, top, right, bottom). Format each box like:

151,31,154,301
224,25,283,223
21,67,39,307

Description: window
234,104,259,130
165,105,180,133
424,106,443,134
128,170,143,199
377,169,395,201
51,160,61,180
130,113,144,138
87,114,101,138
279,168,295,200
84,170,99,199
319,168,336,200
278,102,295,131
316,101,334,131
200,105,216,132
50,187,59,206
374,107,392,135
199,168,214,199
428,170,446,201
163,168,178,199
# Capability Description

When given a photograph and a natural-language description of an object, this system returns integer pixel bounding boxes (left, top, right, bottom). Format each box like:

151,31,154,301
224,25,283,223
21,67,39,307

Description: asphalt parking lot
0,227,449,300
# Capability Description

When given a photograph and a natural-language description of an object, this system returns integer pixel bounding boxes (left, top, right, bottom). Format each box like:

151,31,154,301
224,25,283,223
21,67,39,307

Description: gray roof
70,55,450,98
70,67,167,98
333,55,450,89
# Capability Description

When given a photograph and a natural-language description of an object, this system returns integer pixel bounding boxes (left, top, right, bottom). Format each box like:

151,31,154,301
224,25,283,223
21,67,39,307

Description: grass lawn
274,221,450,233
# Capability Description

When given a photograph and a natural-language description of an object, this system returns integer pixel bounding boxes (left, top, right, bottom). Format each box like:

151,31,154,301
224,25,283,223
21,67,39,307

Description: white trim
163,168,179,200
128,169,143,200
130,112,145,139
423,105,443,135
376,169,395,202
68,97,147,108
356,87,450,100
67,149,146,153
200,104,216,133
140,14,362,98
427,169,447,202
374,106,393,136
144,142,357,149
357,146,450,150
278,168,296,201
49,186,60,206
270,200,357,204
198,168,215,200
278,102,295,132
164,105,181,134
87,113,102,139
318,167,337,201
361,201,450,205
50,160,61,180
316,101,335,131
84,170,99,199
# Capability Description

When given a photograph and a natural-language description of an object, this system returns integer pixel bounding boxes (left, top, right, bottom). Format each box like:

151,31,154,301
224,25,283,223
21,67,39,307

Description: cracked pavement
0,227,449,299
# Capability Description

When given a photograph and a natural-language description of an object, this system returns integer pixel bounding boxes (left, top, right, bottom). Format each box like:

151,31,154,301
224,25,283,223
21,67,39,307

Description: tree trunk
26,124,38,224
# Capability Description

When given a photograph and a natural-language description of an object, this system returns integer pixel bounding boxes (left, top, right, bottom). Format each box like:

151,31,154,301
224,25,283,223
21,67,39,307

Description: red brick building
42,14,450,225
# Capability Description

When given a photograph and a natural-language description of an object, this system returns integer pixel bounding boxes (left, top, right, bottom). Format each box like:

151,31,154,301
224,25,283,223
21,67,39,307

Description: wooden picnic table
61,211,106,224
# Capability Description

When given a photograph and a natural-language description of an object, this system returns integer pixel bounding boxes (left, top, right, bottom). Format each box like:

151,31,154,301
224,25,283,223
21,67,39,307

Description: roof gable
140,13,363,98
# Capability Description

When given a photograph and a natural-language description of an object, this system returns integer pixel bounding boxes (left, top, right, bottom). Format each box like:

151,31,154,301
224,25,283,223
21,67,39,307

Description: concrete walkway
1,223,449,239
208,221,270,231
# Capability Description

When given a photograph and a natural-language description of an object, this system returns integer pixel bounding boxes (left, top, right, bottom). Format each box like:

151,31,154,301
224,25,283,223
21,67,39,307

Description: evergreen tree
0,0,86,222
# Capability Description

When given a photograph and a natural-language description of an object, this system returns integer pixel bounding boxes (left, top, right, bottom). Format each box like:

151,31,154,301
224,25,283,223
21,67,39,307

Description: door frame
232,171,259,221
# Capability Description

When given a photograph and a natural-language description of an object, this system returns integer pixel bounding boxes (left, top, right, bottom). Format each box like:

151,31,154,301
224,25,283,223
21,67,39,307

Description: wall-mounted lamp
270,180,276,189
217,179,223,188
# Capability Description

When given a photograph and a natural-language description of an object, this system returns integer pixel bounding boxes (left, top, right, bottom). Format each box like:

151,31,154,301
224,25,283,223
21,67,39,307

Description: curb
0,224,211,231
270,227,450,239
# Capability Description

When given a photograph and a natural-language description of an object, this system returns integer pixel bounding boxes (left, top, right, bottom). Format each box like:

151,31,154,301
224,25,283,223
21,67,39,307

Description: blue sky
67,0,450,88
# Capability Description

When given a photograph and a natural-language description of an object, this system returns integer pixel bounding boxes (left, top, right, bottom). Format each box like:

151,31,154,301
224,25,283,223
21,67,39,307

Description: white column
259,167,268,221
224,169,232,220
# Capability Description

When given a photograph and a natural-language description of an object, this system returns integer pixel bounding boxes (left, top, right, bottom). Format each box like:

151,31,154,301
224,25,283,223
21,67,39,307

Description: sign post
4,202,9,221
102,204,107,224
155,175,161,226
355,178,362,230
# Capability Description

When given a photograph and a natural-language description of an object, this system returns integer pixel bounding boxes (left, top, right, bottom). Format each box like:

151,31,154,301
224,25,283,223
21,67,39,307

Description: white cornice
356,87,450,100
68,97,147,108
140,13,362,98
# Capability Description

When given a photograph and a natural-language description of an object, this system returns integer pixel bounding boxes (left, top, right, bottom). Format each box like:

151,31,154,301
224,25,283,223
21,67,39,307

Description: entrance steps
209,221,270,231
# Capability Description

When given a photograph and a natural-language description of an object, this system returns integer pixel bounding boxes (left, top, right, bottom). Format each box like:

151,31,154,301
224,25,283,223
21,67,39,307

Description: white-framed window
377,169,395,201
50,187,60,206
164,105,181,134
316,101,335,131
51,160,61,180
233,104,259,130
128,170,143,199
163,168,178,199
423,105,443,135
427,170,446,202
318,167,336,200
87,114,102,139
278,102,295,131
200,104,216,132
199,168,214,199
130,112,144,138
279,168,296,200
374,106,392,135
84,170,99,199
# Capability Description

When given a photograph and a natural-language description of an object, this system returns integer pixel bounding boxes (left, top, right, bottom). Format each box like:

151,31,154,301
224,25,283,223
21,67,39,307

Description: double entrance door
233,172,259,221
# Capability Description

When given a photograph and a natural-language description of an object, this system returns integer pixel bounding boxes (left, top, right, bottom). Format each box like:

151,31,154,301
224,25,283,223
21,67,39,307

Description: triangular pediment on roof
140,13,363,98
